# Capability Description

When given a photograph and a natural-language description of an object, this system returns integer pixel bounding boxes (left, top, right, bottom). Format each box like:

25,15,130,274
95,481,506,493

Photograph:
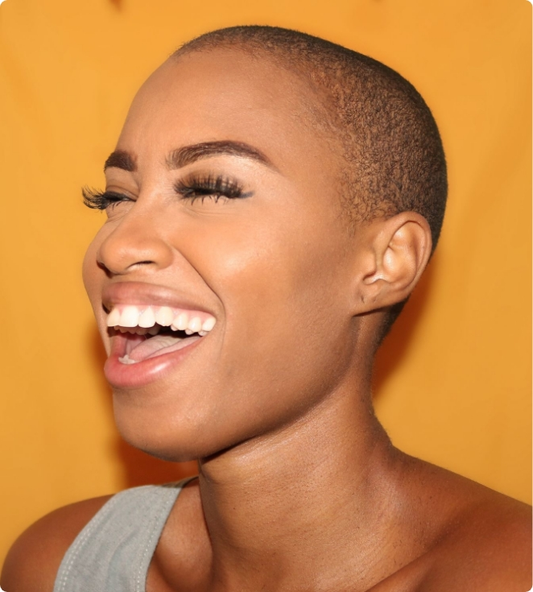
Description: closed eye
174,174,253,204
82,187,134,211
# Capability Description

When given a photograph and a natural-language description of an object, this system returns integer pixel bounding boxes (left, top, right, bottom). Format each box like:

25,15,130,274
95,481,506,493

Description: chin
113,402,233,463
118,426,210,463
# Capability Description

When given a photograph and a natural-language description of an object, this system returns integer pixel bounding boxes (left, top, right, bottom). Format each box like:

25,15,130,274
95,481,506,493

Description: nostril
96,249,158,276
97,259,114,278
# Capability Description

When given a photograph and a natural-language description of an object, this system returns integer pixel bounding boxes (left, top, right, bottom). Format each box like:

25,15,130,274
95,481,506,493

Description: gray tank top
53,479,193,592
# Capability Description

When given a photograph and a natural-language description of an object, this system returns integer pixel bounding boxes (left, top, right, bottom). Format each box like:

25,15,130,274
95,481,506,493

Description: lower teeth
118,354,137,365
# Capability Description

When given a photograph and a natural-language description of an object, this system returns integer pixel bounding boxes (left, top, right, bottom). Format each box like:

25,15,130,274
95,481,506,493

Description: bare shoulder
417,465,532,591
370,457,531,592
432,489,531,591
1,495,113,592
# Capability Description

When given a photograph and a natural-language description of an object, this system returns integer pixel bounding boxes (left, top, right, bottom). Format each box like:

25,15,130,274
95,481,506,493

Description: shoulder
423,479,532,591
386,457,531,591
1,495,113,592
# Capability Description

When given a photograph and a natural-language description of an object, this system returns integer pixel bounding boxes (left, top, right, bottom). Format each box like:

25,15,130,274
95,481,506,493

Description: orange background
0,0,530,562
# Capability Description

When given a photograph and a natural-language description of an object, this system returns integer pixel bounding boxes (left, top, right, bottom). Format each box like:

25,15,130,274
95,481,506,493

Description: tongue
128,334,200,362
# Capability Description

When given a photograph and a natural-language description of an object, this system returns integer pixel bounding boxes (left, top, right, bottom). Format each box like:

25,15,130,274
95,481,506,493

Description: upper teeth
106,305,216,336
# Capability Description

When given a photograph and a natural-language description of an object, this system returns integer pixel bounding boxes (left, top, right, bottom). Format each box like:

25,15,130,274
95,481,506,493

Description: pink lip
100,281,216,389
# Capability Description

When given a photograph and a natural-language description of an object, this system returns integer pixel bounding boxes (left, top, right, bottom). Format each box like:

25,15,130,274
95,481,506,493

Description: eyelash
82,175,250,211
82,187,132,210
174,174,250,203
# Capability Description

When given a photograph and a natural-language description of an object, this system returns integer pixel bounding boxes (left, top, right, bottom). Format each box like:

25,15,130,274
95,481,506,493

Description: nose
96,208,174,276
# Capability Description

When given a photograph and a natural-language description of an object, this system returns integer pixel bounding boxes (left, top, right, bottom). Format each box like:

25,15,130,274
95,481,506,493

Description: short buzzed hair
174,26,448,337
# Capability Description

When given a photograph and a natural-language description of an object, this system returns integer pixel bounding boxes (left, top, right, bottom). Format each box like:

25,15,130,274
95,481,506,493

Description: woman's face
83,49,364,460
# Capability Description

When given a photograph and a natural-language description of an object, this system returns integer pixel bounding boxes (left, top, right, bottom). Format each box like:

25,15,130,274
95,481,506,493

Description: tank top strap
53,477,196,592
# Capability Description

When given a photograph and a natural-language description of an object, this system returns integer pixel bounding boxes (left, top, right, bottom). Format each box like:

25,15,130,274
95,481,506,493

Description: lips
101,282,217,388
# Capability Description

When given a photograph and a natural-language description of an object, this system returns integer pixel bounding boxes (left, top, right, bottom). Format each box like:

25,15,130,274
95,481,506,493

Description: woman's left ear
352,212,432,314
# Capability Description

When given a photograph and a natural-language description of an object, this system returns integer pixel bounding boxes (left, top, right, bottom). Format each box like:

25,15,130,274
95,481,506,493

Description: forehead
118,48,340,176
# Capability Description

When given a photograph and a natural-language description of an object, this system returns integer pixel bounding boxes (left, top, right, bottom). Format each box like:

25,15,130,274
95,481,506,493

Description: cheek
213,217,349,320
188,212,353,383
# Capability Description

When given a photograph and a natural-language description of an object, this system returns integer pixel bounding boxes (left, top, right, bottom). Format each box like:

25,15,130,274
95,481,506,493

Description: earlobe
355,212,432,313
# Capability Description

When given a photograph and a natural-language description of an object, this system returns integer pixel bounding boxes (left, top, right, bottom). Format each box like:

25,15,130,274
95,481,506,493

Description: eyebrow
103,141,276,173
104,150,136,172
166,141,275,171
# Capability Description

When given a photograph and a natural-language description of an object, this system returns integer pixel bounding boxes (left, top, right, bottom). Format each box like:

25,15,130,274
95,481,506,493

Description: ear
353,212,432,314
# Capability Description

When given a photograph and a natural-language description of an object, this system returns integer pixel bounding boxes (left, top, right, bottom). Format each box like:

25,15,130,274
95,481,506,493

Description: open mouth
106,304,216,365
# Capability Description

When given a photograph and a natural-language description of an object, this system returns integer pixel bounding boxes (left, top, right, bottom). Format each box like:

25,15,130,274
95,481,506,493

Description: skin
2,48,531,592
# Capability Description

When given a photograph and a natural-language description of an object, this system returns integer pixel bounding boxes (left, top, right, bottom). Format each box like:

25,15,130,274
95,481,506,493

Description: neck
195,385,408,591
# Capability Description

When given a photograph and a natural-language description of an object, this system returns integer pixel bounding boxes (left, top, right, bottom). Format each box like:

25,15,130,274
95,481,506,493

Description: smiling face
83,48,370,461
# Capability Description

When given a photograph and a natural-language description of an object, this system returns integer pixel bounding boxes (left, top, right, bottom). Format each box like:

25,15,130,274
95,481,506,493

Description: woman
2,26,531,592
